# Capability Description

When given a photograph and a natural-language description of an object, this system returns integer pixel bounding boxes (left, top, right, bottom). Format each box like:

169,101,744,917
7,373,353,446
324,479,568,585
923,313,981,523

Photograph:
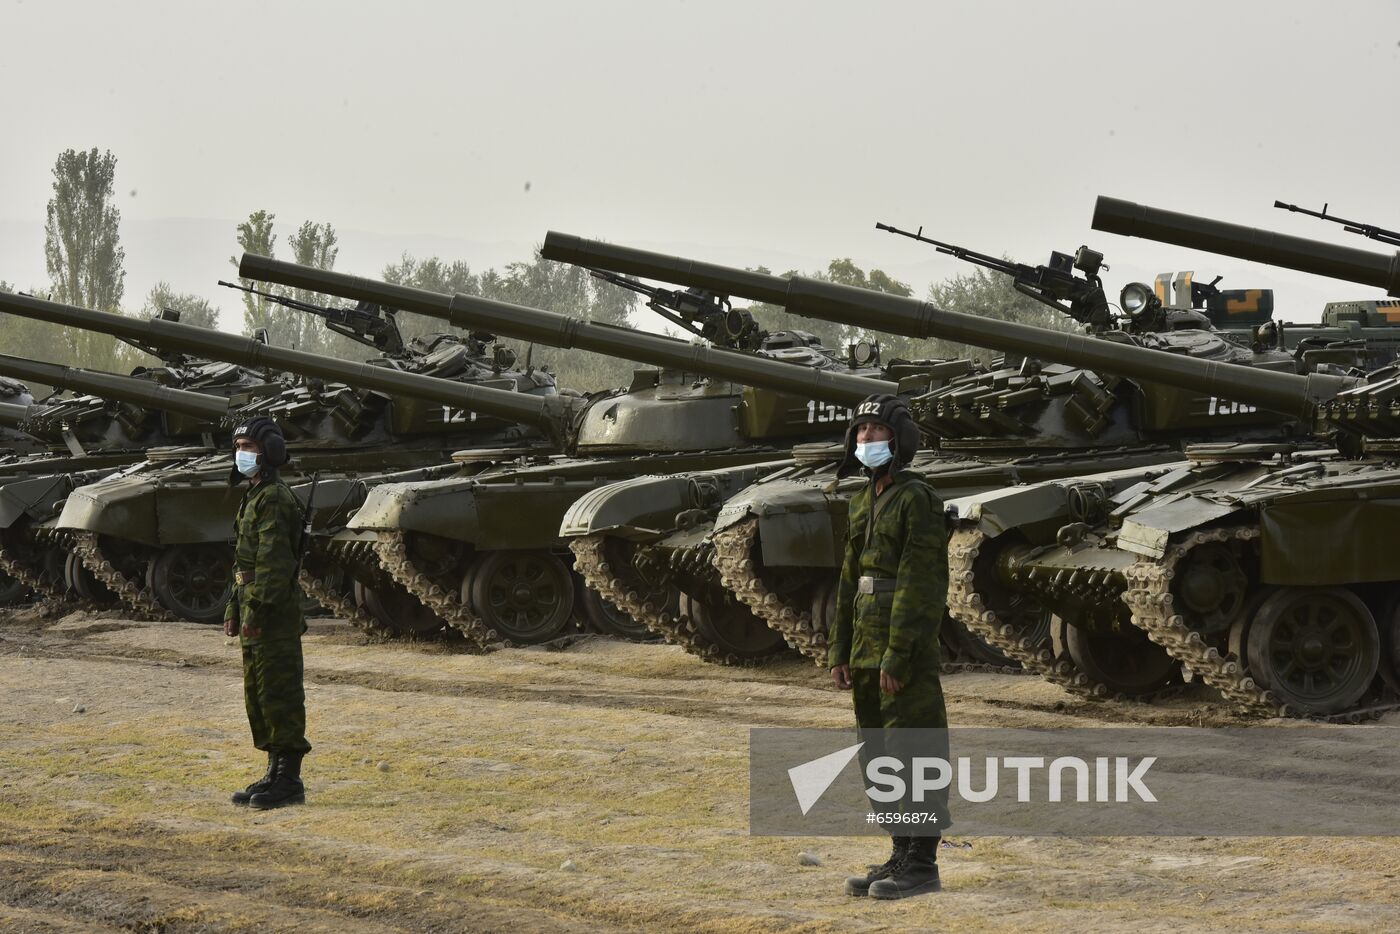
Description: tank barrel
0,291,569,431
530,234,1358,419
238,254,892,406
1092,196,1400,297
540,234,794,305
0,353,232,421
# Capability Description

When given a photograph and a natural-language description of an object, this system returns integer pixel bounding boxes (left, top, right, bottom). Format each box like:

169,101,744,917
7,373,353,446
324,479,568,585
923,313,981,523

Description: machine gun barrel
238,254,892,405
0,292,570,431
0,353,233,421
1274,200,1400,249
1092,196,1400,296
535,233,1358,420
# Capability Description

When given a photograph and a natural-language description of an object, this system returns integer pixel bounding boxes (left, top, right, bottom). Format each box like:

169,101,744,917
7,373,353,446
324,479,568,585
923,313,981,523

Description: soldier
223,416,311,810
828,393,948,900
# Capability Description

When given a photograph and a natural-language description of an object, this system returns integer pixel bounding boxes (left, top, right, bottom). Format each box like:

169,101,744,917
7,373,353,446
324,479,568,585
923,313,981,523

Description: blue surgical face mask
855,440,893,469
234,449,261,477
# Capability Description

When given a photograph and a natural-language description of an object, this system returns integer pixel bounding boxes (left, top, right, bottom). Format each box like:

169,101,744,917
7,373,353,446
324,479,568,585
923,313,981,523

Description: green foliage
142,282,219,330
34,147,141,376
230,210,279,337
44,148,126,312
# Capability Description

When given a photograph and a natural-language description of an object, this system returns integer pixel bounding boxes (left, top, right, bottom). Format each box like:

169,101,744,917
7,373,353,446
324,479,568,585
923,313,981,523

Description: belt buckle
858,576,874,595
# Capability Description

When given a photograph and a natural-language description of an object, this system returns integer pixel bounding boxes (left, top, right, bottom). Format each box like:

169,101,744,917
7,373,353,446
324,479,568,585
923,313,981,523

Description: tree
41,148,130,371
44,148,125,312
143,282,219,330
230,210,279,337
229,212,358,354
285,221,341,353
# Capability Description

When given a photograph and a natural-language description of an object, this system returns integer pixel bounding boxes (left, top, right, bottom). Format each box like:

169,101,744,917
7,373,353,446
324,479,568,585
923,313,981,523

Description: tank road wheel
578,583,663,641
680,592,788,661
65,551,116,605
1061,618,1178,698
1175,542,1250,634
466,550,575,644
1246,587,1380,716
353,581,444,636
148,545,234,624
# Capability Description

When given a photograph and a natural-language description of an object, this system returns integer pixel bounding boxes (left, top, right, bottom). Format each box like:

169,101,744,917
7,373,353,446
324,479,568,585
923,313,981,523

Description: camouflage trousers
851,664,951,833
242,638,311,755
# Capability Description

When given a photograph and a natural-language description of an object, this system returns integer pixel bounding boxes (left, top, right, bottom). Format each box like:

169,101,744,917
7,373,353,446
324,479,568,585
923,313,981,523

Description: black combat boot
844,835,910,896
248,752,305,809
230,750,277,806
868,835,940,899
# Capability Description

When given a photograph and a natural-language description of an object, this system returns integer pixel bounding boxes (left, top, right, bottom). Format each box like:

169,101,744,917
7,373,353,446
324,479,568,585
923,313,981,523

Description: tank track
297,568,390,637
947,527,1123,700
711,518,827,661
0,543,65,601
70,531,174,622
372,531,494,649
571,535,759,666
1122,526,1285,717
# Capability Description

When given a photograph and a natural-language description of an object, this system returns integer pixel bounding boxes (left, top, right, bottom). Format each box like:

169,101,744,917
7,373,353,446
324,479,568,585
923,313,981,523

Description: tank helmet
836,393,920,478
230,415,289,482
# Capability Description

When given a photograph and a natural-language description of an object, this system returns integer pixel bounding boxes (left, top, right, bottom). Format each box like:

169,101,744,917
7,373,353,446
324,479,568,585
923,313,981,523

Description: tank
0,290,561,628
927,196,1400,720
535,233,1374,669
236,253,924,649
0,350,270,604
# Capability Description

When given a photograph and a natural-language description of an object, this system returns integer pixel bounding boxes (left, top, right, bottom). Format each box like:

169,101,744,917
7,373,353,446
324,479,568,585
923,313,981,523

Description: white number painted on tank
807,400,852,424
440,406,479,424
1208,397,1257,416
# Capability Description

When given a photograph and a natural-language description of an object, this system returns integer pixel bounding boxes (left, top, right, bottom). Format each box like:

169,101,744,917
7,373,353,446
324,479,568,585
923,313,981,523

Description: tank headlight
1120,282,1156,319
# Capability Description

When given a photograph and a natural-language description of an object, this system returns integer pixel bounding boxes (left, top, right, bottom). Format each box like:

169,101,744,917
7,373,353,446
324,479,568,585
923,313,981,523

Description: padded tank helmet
230,415,289,483
836,393,920,478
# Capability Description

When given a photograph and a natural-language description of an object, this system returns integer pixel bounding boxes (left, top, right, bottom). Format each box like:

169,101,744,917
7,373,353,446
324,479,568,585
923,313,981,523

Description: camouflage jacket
224,477,305,644
828,470,948,682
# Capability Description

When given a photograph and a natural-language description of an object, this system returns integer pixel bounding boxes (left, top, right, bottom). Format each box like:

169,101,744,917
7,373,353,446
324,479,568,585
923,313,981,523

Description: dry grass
0,612,1396,932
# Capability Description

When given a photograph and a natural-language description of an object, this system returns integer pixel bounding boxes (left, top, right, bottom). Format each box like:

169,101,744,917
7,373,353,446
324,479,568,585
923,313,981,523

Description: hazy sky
2,0,1398,333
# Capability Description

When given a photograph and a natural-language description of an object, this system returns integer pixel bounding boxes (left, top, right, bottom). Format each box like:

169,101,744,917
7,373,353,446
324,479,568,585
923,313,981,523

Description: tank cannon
1092,196,1400,297
0,353,234,425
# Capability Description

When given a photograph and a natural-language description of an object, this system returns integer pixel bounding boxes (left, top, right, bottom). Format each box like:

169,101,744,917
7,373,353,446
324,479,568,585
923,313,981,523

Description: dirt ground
0,608,1397,933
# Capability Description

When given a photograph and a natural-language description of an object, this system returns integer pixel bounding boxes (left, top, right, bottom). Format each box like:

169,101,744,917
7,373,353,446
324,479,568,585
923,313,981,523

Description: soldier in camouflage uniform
828,393,948,900
223,416,311,810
